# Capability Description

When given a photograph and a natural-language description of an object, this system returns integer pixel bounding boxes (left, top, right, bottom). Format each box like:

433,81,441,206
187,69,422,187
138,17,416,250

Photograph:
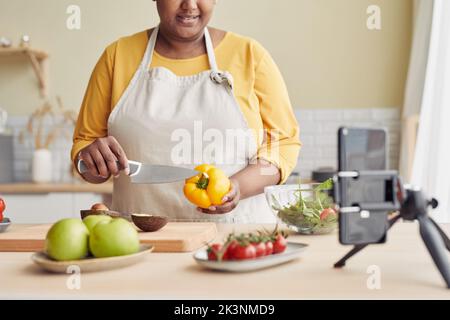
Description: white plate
193,242,308,272
31,244,153,273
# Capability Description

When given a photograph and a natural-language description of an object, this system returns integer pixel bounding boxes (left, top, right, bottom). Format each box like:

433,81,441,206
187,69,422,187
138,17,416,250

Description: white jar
32,148,53,183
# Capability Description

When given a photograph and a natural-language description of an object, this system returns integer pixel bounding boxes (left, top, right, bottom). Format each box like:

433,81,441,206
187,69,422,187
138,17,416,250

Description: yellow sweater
71,30,301,183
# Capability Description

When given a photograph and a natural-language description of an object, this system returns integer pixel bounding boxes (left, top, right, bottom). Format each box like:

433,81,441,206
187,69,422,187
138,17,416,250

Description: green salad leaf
275,178,337,233
315,178,334,191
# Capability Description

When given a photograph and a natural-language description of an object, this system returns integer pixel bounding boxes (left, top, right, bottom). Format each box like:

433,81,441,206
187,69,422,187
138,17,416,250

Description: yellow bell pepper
183,164,231,209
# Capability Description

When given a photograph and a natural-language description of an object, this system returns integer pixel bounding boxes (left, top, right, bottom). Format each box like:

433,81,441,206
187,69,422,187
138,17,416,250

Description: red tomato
207,243,222,261
251,242,266,257
223,240,238,260
265,241,274,255
273,235,287,254
320,208,337,220
233,244,257,260
0,198,5,222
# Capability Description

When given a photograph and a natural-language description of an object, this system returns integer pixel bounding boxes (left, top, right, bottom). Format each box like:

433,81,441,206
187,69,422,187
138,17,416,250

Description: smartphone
338,127,389,245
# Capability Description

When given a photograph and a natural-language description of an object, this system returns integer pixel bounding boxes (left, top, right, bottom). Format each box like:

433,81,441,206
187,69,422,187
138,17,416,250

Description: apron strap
143,25,219,72
204,27,219,72
142,25,160,70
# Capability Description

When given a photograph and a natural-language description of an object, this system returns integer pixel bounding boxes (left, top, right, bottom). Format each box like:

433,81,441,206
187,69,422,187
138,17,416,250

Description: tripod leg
334,214,401,268
429,218,450,252
387,213,402,229
334,244,367,268
418,216,450,288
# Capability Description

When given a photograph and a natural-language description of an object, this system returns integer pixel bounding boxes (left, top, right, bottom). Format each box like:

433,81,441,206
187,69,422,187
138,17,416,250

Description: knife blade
77,159,198,184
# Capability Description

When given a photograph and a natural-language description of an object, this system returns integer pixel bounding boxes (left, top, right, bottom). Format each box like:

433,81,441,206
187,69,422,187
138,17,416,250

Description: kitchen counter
0,222,449,299
0,182,113,194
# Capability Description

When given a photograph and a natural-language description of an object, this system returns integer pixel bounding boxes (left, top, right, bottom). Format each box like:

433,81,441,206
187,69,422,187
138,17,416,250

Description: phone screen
339,127,387,170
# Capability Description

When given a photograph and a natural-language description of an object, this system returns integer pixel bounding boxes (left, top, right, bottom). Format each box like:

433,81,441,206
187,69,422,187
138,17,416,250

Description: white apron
108,26,276,223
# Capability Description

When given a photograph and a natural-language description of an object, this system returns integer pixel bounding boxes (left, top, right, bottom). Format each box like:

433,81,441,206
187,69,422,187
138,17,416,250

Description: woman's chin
168,20,204,38
173,27,204,40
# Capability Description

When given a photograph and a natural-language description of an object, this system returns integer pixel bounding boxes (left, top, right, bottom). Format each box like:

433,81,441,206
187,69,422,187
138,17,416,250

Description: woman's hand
78,136,129,182
197,178,240,214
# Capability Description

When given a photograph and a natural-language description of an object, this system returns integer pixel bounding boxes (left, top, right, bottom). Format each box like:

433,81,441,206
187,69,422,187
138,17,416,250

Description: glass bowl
264,183,337,235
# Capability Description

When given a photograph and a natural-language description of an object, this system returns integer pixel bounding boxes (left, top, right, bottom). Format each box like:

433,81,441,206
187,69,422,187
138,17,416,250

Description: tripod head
400,187,438,221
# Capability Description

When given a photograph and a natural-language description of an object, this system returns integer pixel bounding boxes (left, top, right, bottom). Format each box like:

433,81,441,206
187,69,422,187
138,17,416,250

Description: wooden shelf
0,47,48,60
0,47,49,97
0,182,113,195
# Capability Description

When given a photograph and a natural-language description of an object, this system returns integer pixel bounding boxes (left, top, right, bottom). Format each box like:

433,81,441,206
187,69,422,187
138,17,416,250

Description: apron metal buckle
210,71,233,90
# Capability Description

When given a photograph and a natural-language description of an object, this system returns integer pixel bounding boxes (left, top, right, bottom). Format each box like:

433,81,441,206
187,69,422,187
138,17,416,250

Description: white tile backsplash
294,108,401,180
7,116,75,182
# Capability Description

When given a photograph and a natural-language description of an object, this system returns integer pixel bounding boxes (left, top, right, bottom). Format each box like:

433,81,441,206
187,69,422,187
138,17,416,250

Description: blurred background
0,0,448,223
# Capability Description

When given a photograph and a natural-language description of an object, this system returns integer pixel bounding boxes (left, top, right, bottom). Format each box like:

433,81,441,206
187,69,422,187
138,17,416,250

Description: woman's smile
176,13,201,27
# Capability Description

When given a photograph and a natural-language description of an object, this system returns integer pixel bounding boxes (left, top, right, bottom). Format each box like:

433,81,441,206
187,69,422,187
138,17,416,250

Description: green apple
89,218,140,258
83,215,112,234
45,218,89,261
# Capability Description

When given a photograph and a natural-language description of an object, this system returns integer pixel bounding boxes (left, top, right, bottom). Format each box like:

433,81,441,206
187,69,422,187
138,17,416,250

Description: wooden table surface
1,222,449,299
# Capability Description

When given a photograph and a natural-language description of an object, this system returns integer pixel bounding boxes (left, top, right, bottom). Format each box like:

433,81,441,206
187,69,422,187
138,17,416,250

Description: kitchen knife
77,159,198,184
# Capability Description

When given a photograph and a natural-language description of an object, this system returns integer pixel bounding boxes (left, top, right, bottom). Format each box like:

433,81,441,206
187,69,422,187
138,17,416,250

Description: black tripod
334,187,450,288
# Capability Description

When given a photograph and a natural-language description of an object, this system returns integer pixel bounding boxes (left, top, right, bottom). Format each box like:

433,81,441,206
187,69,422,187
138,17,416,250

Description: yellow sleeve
70,44,115,163
252,45,301,184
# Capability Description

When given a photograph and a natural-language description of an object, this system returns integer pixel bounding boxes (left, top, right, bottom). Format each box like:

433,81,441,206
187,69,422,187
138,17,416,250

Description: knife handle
77,159,141,176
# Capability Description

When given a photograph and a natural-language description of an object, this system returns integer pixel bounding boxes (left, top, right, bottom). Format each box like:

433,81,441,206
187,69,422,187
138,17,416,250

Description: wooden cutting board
0,222,217,253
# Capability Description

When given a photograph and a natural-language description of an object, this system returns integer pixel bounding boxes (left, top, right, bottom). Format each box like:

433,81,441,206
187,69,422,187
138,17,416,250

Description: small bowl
131,214,168,232
0,217,11,233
